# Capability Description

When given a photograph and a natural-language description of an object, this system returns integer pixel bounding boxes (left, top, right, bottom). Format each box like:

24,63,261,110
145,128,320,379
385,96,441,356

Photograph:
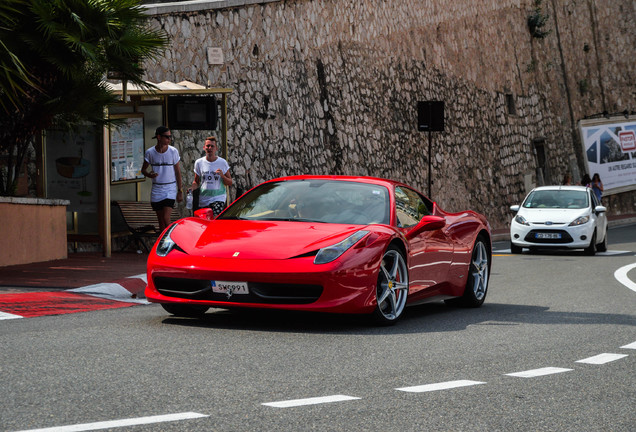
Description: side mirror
406,215,446,239
510,205,520,212
194,208,215,220
594,205,607,214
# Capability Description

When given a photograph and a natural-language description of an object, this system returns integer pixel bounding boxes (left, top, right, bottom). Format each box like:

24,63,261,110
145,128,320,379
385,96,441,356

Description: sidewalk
0,251,148,292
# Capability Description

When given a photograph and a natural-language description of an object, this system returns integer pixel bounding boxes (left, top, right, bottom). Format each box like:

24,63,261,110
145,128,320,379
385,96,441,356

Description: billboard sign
579,116,636,195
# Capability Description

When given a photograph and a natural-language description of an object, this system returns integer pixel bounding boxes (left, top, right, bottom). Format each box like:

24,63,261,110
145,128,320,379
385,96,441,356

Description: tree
0,0,168,196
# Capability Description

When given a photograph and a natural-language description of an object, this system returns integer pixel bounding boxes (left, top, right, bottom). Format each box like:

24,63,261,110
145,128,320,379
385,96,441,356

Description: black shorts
208,201,226,216
151,199,175,211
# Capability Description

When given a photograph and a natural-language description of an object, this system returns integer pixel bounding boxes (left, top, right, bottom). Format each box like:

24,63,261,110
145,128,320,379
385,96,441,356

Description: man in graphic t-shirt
141,126,183,232
190,136,232,216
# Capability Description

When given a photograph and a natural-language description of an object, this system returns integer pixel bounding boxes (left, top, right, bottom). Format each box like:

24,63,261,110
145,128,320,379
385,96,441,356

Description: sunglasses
160,134,173,139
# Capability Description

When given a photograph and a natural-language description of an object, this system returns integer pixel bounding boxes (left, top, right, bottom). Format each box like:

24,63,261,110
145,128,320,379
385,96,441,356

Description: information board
110,114,145,184
579,116,636,195
45,124,99,213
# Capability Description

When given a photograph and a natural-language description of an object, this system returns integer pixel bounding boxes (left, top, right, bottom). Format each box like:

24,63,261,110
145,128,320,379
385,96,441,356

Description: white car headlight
514,215,530,226
569,215,590,226
314,230,369,264
156,223,178,257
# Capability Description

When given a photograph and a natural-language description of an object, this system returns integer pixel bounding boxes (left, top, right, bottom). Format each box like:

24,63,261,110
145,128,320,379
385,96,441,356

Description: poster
110,114,145,183
579,116,636,194
45,125,99,213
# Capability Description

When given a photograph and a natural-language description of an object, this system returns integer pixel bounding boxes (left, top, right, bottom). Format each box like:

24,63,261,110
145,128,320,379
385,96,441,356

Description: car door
395,186,452,297
590,189,607,240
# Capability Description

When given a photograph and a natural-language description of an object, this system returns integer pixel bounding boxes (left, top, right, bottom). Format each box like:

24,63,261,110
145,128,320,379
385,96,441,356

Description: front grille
524,229,574,244
154,277,211,300
154,276,323,304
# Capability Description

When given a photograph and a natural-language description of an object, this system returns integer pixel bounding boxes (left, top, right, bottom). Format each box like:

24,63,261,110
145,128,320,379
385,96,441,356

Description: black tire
596,228,608,252
372,246,409,325
455,236,490,308
510,242,522,254
584,232,597,256
161,303,209,317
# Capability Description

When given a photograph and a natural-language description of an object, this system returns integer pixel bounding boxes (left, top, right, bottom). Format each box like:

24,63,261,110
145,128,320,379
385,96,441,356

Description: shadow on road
158,301,635,335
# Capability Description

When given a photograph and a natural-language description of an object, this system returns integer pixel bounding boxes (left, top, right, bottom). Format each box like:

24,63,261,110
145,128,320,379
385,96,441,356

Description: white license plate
536,233,561,239
211,280,249,295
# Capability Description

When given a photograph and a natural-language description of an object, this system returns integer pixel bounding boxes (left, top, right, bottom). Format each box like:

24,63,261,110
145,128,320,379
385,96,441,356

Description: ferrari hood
170,219,366,259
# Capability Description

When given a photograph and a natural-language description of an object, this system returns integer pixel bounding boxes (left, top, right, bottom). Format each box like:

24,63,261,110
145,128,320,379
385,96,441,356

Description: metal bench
114,201,180,252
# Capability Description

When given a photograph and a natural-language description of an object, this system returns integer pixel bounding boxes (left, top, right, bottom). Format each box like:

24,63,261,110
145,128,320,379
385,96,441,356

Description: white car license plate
211,281,249,295
536,233,561,239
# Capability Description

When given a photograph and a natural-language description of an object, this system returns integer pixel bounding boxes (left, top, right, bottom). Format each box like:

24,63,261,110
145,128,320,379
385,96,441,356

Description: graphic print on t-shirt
194,156,229,207
200,170,224,197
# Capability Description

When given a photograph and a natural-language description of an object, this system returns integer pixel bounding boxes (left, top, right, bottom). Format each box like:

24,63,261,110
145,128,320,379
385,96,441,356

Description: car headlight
569,215,590,226
514,215,530,226
314,230,369,264
156,223,178,257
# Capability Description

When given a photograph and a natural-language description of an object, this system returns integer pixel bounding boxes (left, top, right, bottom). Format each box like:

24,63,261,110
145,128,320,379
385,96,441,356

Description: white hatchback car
509,186,608,255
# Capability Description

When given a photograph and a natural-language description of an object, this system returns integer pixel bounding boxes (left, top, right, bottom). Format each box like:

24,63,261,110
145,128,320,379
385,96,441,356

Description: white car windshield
220,179,390,225
523,190,589,209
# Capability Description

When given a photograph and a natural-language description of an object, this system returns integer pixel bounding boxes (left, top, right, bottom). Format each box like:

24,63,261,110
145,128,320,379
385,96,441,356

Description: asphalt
0,214,634,294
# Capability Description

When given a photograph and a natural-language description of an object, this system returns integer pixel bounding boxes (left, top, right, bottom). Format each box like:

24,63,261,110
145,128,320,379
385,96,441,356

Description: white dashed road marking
396,380,486,393
576,353,628,364
621,341,636,349
505,367,573,378
262,395,361,408
14,412,209,432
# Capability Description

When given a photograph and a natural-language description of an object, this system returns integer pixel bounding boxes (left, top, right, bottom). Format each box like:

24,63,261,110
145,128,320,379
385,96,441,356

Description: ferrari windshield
522,189,589,209
220,179,390,225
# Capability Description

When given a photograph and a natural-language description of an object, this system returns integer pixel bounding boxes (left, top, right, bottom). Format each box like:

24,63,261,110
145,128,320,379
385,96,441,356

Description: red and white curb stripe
0,274,148,320
68,273,149,304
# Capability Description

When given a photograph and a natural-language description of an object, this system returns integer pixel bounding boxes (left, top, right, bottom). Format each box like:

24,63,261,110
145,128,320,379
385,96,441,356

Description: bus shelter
43,80,232,257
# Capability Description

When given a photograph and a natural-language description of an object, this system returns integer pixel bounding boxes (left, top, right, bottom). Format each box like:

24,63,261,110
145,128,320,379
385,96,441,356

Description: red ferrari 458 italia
145,175,491,324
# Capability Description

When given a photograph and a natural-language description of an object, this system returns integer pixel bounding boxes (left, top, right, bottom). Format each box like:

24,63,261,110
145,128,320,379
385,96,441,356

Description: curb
69,274,149,304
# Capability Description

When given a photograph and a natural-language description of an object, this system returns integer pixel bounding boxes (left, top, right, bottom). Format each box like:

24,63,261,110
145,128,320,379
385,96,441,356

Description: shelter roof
104,80,232,95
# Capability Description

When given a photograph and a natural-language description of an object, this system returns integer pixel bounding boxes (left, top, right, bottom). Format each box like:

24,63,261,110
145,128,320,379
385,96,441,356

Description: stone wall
142,0,635,229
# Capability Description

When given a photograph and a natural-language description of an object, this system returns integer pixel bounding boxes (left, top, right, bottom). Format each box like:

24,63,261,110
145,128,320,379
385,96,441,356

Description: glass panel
523,190,589,209
395,186,429,228
221,179,389,225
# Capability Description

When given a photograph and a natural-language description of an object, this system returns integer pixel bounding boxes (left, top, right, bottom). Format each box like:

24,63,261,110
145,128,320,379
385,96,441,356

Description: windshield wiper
257,217,324,223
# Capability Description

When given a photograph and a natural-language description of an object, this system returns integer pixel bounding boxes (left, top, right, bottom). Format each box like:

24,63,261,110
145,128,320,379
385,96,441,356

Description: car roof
530,185,589,192
266,174,407,190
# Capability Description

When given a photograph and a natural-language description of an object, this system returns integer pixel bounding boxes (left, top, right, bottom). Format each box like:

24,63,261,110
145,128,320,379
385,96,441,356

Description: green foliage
528,0,551,39
0,0,168,196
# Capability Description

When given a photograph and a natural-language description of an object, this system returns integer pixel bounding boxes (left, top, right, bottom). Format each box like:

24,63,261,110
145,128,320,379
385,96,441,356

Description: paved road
2,225,635,432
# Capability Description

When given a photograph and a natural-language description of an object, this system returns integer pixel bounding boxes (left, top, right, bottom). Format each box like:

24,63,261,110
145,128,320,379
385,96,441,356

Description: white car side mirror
510,205,520,212
594,205,607,213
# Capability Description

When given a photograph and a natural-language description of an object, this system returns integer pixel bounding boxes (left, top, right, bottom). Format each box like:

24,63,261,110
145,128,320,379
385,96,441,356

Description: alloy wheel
470,240,489,301
374,247,409,323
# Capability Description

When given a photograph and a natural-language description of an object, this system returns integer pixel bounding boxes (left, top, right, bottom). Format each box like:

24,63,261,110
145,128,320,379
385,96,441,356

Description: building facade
141,0,635,229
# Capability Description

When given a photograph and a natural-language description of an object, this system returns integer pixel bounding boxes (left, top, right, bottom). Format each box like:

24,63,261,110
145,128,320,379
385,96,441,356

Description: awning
104,80,232,95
